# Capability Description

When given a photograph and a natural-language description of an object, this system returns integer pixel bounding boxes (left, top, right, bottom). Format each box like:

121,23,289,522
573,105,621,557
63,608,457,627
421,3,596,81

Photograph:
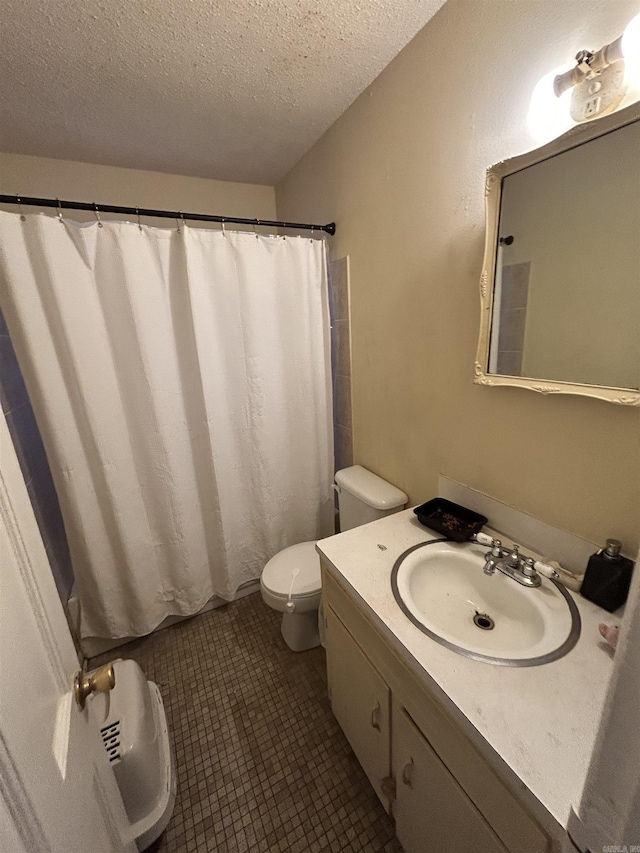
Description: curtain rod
0,194,336,236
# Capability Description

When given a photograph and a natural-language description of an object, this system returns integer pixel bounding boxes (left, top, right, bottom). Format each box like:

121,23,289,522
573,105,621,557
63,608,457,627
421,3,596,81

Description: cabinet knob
402,757,414,788
370,702,382,731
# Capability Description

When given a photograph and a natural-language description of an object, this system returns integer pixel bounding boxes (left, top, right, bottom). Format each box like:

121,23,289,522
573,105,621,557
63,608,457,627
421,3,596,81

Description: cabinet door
394,706,508,853
325,605,391,809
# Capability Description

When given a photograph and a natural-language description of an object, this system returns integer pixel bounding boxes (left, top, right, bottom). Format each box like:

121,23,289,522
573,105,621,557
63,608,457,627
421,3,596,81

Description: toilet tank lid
335,465,407,510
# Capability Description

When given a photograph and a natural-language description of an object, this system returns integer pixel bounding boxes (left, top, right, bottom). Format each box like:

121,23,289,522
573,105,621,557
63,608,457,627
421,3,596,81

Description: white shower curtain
0,211,334,638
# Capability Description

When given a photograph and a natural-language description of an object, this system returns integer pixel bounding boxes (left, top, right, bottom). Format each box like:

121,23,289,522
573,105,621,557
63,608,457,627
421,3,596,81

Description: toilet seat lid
262,541,321,597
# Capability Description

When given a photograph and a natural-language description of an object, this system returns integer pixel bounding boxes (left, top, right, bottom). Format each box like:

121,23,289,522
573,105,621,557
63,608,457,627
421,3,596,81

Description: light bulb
527,66,575,145
622,12,640,89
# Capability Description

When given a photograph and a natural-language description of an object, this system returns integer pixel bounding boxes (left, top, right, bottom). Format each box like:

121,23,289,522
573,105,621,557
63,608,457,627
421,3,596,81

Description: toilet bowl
260,541,322,652
260,466,408,652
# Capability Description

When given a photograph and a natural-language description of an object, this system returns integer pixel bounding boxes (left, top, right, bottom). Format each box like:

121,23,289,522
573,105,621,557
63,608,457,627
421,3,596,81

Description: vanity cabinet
325,603,391,810
393,703,506,853
322,566,558,853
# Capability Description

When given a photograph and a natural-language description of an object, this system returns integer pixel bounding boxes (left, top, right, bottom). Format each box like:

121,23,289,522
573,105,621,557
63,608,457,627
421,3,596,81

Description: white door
0,415,135,853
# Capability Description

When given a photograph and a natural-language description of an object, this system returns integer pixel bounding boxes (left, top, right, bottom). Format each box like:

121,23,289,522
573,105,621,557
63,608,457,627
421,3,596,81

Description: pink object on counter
598,623,620,650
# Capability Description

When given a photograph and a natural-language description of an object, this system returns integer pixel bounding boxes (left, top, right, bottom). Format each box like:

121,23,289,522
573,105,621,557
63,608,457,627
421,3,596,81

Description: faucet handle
473,532,502,555
521,557,537,578
534,560,560,580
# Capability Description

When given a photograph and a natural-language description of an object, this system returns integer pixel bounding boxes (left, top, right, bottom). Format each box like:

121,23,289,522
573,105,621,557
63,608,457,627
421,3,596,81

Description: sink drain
473,612,495,631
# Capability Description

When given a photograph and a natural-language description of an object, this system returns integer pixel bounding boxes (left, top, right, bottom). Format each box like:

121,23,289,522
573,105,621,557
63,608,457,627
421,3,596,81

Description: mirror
475,102,640,405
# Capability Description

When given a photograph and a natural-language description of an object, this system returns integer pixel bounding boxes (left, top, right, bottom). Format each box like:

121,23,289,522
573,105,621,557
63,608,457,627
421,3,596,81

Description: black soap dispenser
580,539,635,613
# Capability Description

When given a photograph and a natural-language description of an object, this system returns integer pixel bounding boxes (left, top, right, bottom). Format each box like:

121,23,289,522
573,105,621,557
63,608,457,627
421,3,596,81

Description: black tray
413,498,487,543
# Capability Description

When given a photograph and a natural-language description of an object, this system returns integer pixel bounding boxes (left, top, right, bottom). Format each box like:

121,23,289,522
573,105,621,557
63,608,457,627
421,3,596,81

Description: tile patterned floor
91,593,402,853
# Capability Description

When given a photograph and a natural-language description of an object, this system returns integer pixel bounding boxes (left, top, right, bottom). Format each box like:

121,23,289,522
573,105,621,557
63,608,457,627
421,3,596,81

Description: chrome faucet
474,533,560,588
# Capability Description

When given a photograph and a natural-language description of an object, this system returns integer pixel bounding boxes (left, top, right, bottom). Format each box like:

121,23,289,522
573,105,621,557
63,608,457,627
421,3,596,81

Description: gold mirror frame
474,101,640,406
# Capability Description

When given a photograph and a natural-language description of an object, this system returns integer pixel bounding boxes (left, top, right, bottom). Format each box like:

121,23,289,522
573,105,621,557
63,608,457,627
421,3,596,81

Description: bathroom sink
391,541,580,666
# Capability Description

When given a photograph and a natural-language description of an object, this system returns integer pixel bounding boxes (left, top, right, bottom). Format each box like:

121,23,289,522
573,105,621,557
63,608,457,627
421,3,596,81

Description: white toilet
260,465,407,651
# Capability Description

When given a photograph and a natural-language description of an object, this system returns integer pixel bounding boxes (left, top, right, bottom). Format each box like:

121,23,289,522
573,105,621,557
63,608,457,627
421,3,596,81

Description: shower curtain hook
57,198,64,223
17,196,26,222
253,218,259,240
175,213,182,234
136,208,142,232
310,225,314,243
221,217,226,237
93,203,103,228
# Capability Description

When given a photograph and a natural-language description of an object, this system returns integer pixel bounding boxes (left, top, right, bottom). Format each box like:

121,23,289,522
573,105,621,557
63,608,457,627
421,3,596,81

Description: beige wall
0,153,276,222
276,0,640,552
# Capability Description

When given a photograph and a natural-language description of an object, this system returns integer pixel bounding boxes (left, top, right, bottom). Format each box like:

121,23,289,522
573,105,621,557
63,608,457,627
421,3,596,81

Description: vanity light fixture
553,13,640,122
528,13,640,142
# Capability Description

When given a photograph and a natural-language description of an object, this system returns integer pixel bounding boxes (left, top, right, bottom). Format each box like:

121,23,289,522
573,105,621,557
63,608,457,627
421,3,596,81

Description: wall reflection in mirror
489,118,640,391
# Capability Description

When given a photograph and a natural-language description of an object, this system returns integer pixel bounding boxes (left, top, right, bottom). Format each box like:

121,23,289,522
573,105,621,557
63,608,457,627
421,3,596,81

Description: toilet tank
335,465,407,532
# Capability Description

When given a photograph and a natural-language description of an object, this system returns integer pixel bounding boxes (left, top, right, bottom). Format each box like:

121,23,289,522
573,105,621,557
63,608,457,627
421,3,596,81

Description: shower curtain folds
0,212,334,638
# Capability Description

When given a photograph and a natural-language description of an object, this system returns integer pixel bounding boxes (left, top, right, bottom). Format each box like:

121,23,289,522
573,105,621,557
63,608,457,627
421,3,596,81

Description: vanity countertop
317,508,616,831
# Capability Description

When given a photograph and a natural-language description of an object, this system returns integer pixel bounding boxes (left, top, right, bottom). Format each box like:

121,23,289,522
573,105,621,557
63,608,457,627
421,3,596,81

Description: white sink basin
391,541,580,666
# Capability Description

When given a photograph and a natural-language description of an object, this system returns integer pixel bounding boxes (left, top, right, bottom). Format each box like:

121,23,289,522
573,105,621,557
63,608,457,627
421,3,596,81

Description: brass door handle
74,662,115,710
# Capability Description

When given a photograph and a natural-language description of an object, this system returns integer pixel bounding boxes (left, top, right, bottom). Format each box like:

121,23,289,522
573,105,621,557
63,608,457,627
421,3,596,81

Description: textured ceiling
0,0,447,185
